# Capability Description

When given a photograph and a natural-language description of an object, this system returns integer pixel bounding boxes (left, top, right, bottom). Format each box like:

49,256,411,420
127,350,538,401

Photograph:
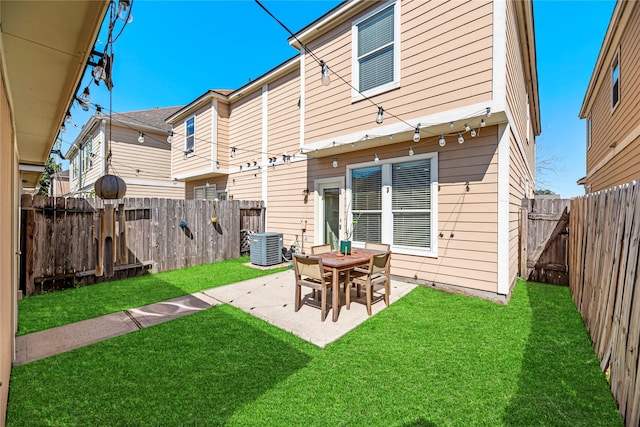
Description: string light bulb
138,132,145,143
486,107,492,117
167,131,173,143
439,135,446,147
481,118,486,127
78,86,91,111
374,154,379,163
117,0,134,23
60,123,67,133
376,106,384,124
64,112,72,123
332,157,338,168
464,123,470,132
413,126,421,143
471,128,477,137
458,133,464,144
320,61,330,86
409,146,414,156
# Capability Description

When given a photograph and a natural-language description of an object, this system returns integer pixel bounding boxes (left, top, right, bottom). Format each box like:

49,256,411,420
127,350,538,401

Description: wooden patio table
314,247,386,322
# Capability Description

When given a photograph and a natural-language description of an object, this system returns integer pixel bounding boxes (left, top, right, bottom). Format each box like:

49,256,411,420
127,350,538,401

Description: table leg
332,267,340,322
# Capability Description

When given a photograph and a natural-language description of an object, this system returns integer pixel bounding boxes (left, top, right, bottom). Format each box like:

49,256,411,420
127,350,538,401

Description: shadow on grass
17,257,289,336
502,282,622,426
8,305,314,426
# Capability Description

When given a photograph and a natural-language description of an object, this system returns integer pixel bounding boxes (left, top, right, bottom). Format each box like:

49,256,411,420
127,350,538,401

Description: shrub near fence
20,195,264,295
569,181,640,426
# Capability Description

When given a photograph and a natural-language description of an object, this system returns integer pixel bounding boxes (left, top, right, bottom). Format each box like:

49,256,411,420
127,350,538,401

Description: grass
17,256,289,336
8,279,622,426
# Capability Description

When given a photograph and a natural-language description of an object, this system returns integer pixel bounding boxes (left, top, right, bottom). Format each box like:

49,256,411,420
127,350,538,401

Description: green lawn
8,279,621,426
17,256,289,336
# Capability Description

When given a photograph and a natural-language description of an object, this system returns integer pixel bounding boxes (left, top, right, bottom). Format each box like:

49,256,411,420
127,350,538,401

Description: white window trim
586,114,592,150
351,0,401,102
346,152,438,257
611,46,620,112
185,116,196,158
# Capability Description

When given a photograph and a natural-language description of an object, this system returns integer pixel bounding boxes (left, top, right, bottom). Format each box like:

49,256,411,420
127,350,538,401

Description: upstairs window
185,117,195,155
611,49,620,110
352,1,400,98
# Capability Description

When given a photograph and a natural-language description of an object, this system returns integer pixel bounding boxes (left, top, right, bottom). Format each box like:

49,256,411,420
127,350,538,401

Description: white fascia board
18,164,46,173
497,123,511,295
303,101,495,153
228,57,299,102
173,166,228,181
290,0,362,47
299,52,305,151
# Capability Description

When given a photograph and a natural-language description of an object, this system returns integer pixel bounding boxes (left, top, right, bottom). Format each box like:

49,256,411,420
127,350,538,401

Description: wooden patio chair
364,242,390,251
349,251,391,316
293,254,333,322
310,244,332,254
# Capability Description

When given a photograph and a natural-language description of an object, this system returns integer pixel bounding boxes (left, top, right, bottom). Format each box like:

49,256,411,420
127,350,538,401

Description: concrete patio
14,268,416,365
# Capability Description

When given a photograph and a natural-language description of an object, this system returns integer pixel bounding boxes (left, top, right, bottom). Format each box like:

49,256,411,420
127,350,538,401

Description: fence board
569,181,640,426
20,197,265,294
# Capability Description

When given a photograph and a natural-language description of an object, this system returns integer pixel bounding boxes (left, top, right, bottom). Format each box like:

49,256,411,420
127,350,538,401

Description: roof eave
579,0,627,118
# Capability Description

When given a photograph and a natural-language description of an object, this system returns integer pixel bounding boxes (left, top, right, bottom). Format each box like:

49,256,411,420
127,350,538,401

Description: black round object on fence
94,174,127,199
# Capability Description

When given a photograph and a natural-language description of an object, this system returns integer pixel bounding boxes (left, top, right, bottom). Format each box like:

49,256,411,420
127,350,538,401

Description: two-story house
167,0,540,301
579,0,640,193
66,107,185,198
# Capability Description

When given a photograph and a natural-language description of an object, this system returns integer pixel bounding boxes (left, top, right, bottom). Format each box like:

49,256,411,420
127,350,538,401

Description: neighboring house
50,169,70,197
0,0,109,422
65,107,185,199
168,0,540,301
579,0,640,193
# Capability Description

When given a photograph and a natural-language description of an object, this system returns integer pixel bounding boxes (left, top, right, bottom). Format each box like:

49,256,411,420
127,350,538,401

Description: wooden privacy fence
20,195,264,295
569,182,640,426
519,197,570,285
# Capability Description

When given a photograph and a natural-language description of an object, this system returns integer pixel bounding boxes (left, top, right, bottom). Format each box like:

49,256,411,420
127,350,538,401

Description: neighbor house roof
65,106,182,158
579,0,628,118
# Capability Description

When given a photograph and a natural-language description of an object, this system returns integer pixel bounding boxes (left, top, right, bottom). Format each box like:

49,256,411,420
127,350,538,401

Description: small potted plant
340,213,361,255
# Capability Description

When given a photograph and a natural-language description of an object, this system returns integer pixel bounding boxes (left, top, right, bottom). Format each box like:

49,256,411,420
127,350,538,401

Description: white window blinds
392,160,431,249
357,5,395,92
351,166,382,242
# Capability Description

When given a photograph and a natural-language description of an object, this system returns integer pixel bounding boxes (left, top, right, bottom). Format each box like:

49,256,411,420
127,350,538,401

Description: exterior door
315,178,345,251
323,188,340,249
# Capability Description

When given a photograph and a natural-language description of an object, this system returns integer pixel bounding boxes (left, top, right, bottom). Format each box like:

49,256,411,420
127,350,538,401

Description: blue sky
63,0,617,198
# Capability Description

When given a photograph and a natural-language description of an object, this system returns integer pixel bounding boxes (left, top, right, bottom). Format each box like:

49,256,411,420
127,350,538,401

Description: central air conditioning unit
250,232,283,266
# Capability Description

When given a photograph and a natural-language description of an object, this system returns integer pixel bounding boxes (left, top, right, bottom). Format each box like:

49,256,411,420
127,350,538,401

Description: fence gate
519,197,570,285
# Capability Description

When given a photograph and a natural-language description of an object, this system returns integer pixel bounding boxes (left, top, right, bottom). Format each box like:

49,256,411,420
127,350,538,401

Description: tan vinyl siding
506,0,525,144
123,183,184,199
110,128,173,181
509,128,529,287
266,160,311,247
303,0,493,144
171,104,213,177
587,2,640,191
268,71,300,156
217,102,230,169
305,126,500,292
229,90,262,167
228,170,262,201
0,75,15,426
82,130,103,185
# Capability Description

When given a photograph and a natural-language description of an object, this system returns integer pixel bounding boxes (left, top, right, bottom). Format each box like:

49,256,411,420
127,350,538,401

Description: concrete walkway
14,268,416,366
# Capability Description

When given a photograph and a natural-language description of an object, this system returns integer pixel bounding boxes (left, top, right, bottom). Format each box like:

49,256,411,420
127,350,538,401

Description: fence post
519,199,529,279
